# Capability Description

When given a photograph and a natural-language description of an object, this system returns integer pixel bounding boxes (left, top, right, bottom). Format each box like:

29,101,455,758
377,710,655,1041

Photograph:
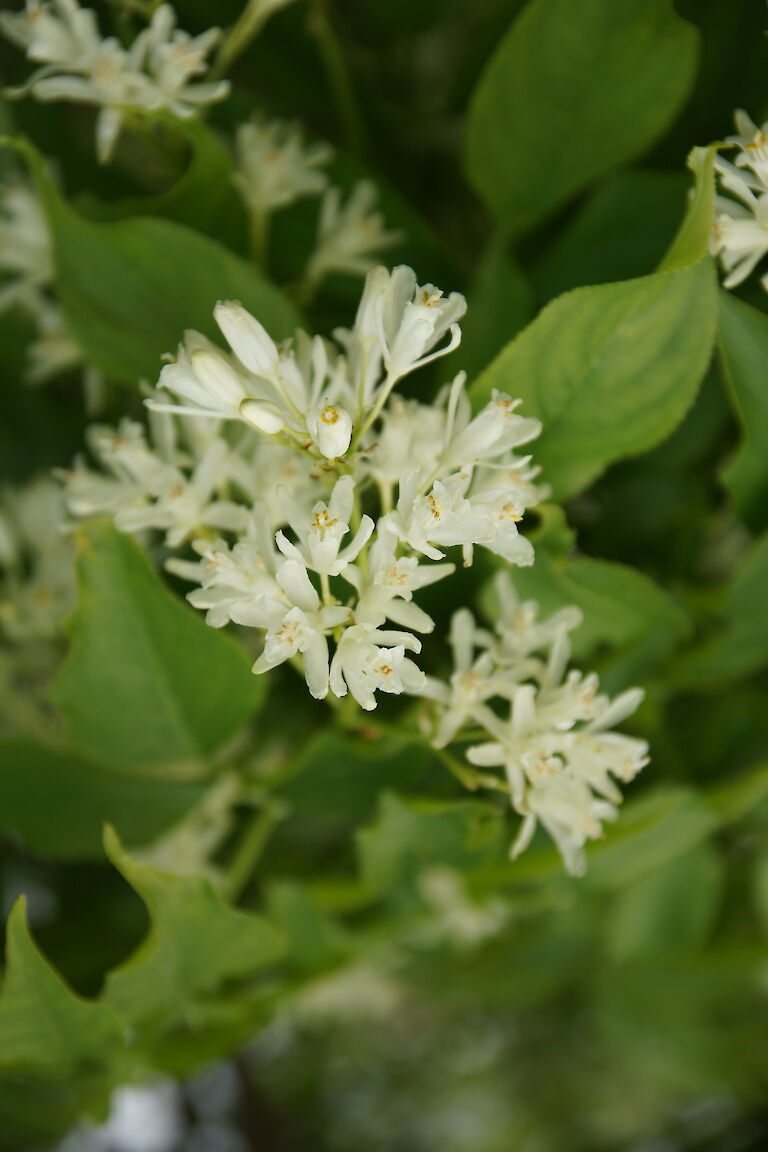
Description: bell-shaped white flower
305,182,400,287
252,560,350,699
0,178,53,311
276,475,374,576
384,469,492,561
345,528,453,633
233,116,332,216
329,622,424,711
307,402,353,459
419,608,505,748
213,300,281,381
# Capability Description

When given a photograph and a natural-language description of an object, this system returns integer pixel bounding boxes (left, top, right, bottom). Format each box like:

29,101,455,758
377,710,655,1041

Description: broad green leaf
718,292,768,530
0,738,204,859
78,119,246,244
465,0,699,232
605,842,723,961
471,259,718,499
0,897,124,1090
707,762,768,826
659,145,718,271
531,169,688,302
5,137,298,384
487,508,691,664
103,828,285,1034
457,237,533,378
672,533,768,688
357,792,504,897
265,882,348,974
52,521,262,772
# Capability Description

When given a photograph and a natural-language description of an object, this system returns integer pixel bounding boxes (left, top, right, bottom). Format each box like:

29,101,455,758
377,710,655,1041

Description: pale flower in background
0,1,229,162
304,181,401,287
233,116,332,216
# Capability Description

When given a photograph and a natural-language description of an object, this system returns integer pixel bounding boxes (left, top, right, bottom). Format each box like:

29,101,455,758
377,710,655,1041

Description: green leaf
0,897,124,1089
265,882,348,974
78,119,246,244
605,842,723,961
471,259,718,499
707,762,768,826
0,738,205,860
103,827,285,1035
490,508,691,666
673,533,768,688
531,169,689,302
659,145,718,271
357,792,504,897
5,136,298,384
465,0,699,232
52,521,262,772
717,292,768,530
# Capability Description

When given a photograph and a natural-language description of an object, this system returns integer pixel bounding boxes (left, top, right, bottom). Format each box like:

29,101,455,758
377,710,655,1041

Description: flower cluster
0,476,74,644
420,575,649,875
231,117,398,288
62,264,546,711
0,1,229,162
0,173,102,401
713,109,768,290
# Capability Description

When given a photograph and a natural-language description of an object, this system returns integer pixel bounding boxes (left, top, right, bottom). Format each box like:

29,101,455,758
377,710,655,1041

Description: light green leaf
0,738,205,860
357,792,503,896
465,0,698,232
0,897,124,1088
659,145,718,271
605,842,723,961
718,291,768,529
103,827,285,1034
471,259,718,499
673,533,768,688
52,521,262,772
5,137,298,384
265,882,348,974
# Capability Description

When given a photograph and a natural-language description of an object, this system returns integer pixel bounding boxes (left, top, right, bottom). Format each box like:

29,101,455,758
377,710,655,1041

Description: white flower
167,509,281,629
379,267,466,383
384,469,493,561
233,116,332,216
2,1,229,163
275,475,374,576
306,401,353,459
345,528,453,633
329,622,424,711
0,178,53,311
113,437,249,548
419,608,504,747
305,181,401,286
252,560,350,699
0,476,74,643
440,385,541,472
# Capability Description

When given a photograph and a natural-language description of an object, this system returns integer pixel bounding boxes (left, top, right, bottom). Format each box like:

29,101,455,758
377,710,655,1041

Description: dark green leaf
5,137,298,384
465,0,699,231
718,291,768,530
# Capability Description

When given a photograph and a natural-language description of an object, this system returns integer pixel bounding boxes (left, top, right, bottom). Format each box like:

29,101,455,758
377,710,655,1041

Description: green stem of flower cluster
211,0,277,81
307,0,365,158
222,802,284,903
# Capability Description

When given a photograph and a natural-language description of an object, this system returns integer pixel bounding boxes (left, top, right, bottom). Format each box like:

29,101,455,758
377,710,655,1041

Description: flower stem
307,0,365,158
222,802,284,903
211,0,281,81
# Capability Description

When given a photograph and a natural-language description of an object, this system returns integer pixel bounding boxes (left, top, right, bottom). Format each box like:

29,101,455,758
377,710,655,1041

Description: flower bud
190,349,245,409
309,403,353,458
239,398,286,435
214,301,280,378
